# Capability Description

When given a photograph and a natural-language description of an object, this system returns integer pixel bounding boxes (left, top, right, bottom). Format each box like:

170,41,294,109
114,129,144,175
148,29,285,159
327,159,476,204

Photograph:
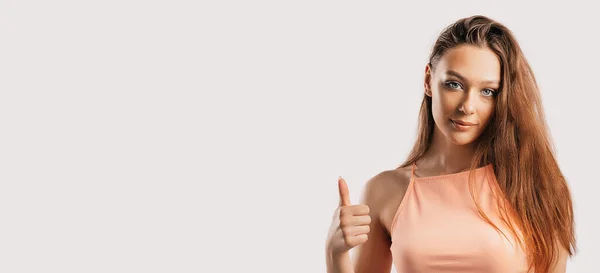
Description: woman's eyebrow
446,70,500,84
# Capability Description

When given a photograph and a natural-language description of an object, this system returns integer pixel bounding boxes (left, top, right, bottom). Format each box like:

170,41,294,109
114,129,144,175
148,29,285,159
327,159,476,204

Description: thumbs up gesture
326,176,372,255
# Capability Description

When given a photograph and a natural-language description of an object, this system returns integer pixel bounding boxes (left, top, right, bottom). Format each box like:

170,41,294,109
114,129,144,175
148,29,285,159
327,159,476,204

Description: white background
1,1,598,272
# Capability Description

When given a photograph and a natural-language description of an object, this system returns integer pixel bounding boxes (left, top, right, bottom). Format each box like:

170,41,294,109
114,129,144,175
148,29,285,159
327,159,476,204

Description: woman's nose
459,93,476,115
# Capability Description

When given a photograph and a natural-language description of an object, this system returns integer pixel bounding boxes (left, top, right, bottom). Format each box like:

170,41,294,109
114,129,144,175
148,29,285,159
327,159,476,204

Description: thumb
338,176,351,207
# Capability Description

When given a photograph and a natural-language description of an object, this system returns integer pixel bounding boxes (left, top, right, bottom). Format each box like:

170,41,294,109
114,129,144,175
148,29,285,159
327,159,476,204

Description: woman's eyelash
445,81,461,89
482,89,496,96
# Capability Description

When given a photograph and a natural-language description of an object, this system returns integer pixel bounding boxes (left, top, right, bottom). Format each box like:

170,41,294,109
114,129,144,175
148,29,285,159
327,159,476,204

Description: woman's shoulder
361,165,413,235
360,166,412,213
365,165,412,194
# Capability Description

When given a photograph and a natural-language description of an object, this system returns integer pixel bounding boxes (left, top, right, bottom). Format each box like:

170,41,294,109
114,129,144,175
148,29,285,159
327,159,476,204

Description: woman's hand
326,177,372,255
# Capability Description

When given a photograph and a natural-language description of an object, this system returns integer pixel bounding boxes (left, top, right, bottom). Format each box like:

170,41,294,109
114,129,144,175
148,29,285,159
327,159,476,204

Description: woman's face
424,44,501,146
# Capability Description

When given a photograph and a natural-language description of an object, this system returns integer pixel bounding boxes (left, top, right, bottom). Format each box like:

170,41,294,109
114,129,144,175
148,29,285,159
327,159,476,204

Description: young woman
325,15,577,273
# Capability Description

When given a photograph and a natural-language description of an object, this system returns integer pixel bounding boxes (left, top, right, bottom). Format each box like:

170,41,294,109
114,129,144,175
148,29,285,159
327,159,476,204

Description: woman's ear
424,64,432,97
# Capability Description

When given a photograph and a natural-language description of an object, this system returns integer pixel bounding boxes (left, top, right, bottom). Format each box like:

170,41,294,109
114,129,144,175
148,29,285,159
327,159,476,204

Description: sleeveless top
389,163,530,272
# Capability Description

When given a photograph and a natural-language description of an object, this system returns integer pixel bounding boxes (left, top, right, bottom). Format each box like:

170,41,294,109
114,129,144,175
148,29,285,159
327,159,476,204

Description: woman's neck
419,126,477,174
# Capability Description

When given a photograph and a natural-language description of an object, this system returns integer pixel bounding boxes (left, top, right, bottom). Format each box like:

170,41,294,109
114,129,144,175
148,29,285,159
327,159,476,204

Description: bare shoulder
361,166,411,201
359,165,413,236
350,165,413,273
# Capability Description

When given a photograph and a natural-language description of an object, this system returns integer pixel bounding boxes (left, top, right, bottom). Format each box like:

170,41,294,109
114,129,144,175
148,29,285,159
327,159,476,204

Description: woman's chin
447,134,477,146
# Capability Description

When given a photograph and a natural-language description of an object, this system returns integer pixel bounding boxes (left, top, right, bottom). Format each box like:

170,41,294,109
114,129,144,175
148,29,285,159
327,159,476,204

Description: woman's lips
451,119,477,131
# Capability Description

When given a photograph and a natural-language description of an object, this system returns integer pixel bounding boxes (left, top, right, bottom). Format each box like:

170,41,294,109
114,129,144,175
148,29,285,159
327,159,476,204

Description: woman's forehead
436,45,501,83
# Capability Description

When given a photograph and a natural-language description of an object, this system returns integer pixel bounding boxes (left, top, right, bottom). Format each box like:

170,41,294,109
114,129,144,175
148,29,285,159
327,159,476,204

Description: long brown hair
398,15,576,272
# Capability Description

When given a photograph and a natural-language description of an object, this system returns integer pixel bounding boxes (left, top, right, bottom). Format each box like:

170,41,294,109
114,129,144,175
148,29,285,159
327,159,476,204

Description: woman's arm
325,170,402,273
326,249,353,273
351,172,398,273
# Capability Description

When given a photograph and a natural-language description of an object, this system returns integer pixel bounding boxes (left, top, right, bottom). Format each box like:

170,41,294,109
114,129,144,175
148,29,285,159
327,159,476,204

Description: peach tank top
389,163,529,272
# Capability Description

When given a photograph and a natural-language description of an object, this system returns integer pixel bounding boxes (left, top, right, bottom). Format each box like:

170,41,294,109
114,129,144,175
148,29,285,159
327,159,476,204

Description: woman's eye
481,89,496,97
446,81,461,89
